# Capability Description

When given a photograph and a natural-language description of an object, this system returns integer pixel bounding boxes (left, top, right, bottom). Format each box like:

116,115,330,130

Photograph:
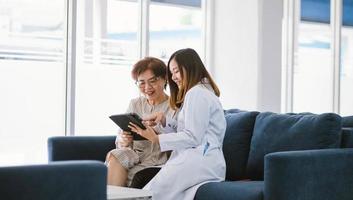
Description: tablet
109,113,147,140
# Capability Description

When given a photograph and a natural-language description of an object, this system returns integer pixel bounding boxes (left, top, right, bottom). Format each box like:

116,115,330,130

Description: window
74,0,140,135
74,0,204,136
0,0,207,165
0,0,66,165
283,0,353,115
149,1,203,60
293,0,333,113
340,0,353,116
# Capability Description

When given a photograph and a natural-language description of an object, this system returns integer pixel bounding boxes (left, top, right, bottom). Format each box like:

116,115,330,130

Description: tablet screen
109,113,147,140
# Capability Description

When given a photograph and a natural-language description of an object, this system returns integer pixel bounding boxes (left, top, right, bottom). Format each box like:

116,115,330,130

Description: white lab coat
143,83,226,200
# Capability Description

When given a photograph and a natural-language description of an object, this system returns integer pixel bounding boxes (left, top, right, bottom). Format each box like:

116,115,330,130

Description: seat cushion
247,112,342,180
223,111,259,180
195,181,263,200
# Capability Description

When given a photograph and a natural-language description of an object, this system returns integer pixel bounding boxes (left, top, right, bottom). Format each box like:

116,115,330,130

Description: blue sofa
195,110,353,200
0,160,107,200
48,110,353,200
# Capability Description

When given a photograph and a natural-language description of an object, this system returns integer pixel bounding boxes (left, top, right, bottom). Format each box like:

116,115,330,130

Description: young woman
129,48,226,199
105,57,172,187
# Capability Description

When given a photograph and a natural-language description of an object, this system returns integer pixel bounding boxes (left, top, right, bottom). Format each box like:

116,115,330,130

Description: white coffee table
107,185,152,200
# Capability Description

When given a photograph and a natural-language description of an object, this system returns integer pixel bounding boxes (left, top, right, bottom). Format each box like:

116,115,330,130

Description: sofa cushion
341,128,353,148
195,181,263,200
224,108,243,115
342,116,353,127
223,111,259,180
247,112,342,180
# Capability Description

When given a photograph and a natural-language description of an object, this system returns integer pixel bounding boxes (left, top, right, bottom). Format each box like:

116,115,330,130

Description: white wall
212,0,259,111
212,0,283,112
257,0,283,112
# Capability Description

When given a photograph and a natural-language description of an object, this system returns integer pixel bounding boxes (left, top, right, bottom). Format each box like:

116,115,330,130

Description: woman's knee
105,151,118,166
106,149,118,161
106,149,114,159
107,154,125,170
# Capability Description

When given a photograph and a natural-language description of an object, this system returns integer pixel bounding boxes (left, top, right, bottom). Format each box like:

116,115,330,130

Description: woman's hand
117,131,133,148
128,122,159,144
142,112,166,127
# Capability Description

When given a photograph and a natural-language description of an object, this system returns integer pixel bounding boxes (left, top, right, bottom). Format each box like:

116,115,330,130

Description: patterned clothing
110,96,171,186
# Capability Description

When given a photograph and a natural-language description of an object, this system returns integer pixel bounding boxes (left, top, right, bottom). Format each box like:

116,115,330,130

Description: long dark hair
167,48,220,110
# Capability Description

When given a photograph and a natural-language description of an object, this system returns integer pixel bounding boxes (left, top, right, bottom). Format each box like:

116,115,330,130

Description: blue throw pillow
246,112,342,180
223,111,259,180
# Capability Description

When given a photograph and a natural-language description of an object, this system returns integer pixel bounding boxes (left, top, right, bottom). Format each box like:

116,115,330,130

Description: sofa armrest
264,149,353,200
0,161,107,200
48,136,116,162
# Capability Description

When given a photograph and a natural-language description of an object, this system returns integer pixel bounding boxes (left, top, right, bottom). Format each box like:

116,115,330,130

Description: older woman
105,57,171,187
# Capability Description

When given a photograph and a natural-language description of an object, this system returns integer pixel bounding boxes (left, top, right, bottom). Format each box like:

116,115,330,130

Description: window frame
65,0,211,135
282,0,343,114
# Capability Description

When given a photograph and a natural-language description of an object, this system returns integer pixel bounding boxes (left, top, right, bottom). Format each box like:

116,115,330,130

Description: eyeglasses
135,76,161,88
